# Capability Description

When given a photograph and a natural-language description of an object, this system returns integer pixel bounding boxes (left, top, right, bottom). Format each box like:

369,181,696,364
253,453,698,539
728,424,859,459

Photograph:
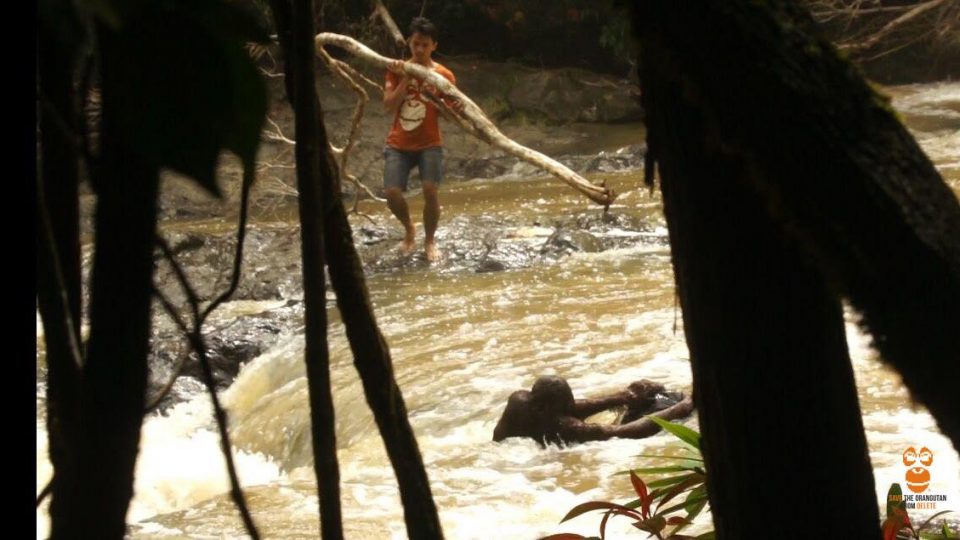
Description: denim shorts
383,146,443,191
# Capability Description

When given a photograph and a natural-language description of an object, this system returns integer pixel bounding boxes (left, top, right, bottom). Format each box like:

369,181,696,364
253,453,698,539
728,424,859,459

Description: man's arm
383,60,409,114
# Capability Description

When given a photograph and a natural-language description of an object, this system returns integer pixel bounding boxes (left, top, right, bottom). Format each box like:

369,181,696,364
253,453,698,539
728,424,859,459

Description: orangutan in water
493,375,694,446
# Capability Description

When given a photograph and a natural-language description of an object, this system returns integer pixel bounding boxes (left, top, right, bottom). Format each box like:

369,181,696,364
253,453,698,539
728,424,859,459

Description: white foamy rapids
36,391,285,539
298,411,711,539
129,398,283,523
888,81,960,187
917,129,960,172
891,82,960,122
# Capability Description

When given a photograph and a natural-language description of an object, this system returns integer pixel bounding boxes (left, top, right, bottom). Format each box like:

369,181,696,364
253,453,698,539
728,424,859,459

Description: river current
36,81,960,539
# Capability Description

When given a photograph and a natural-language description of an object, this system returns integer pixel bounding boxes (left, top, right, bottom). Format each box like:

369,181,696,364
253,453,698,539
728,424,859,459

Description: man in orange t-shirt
383,17,461,262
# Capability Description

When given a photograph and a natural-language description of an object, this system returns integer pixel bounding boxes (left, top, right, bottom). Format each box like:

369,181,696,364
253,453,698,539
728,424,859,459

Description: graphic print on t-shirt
398,79,438,131
386,63,454,151
399,80,426,131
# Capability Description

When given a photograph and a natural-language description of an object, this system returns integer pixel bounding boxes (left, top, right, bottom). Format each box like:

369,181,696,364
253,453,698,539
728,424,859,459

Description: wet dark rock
180,335,262,388
151,226,302,304
540,229,602,259
479,241,539,272
146,299,303,411
355,225,391,246
148,375,207,415
475,259,507,273
584,144,645,173
572,211,650,232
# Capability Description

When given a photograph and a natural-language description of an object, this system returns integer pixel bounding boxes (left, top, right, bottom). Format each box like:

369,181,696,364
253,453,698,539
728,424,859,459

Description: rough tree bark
635,1,960,537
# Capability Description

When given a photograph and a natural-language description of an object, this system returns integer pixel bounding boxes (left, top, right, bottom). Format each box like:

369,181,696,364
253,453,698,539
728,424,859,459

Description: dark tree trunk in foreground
313,33,445,540
37,11,83,531
321,174,444,540
269,0,344,537
270,0,442,537
635,1,960,537
314,60,445,540
57,24,161,539
643,76,880,536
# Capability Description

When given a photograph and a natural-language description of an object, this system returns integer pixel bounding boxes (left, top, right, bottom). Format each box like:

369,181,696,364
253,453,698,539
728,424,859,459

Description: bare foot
400,227,417,255
399,235,416,255
425,240,441,262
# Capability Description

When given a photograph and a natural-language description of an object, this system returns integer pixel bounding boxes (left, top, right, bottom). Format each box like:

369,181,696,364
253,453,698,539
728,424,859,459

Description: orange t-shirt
385,62,457,151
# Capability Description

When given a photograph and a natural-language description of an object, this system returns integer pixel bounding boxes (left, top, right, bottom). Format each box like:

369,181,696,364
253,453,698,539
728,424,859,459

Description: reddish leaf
599,510,611,540
882,514,910,540
560,501,642,523
634,515,667,535
630,471,650,519
892,506,913,528
539,534,588,540
882,518,898,540
607,508,649,524
667,516,688,526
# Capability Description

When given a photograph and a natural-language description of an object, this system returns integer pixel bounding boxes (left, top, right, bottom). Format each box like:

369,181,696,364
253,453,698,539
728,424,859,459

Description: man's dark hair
409,16,438,40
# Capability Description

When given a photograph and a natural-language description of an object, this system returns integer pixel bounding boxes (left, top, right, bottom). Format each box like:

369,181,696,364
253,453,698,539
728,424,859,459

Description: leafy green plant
881,483,956,540
541,417,713,540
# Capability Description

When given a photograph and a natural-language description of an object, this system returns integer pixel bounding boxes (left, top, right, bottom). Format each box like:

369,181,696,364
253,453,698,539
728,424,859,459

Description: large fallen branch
316,46,386,215
314,32,617,206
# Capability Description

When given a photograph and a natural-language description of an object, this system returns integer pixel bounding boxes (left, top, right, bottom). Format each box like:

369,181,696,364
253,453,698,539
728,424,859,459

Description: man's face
408,32,437,64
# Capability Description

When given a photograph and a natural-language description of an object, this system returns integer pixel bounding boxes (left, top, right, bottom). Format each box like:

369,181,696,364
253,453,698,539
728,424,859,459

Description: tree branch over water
315,32,617,206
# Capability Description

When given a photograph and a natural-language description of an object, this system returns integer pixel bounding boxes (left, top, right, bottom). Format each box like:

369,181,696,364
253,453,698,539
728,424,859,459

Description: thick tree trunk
60,24,160,539
37,15,83,533
636,1,960,537
269,0,344,538
647,84,880,536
